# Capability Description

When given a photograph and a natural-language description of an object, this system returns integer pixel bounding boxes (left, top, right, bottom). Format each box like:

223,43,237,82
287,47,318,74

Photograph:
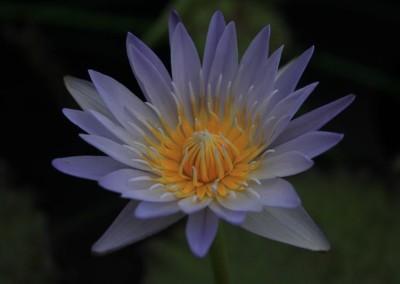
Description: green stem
209,226,232,284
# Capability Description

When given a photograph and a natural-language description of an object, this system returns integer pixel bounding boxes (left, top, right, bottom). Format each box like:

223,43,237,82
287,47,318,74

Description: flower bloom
53,10,354,257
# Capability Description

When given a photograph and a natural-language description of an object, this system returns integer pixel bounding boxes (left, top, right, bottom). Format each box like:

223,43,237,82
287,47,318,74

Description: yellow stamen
141,91,265,200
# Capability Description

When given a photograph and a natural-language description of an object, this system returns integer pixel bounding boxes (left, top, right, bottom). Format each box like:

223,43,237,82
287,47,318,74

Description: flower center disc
180,130,234,184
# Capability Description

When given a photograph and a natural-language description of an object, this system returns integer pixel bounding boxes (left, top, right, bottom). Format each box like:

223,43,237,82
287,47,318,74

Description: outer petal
274,131,343,159
255,178,301,208
92,201,184,255
88,110,142,145
63,109,119,141
135,201,181,218
168,10,182,44
202,11,226,83
186,209,219,257
63,76,113,119
88,70,158,129
240,206,330,251
80,134,149,171
265,82,318,121
274,46,314,101
98,169,177,202
126,36,177,126
273,94,355,146
250,151,314,180
52,156,126,181
126,32,171,87
209,201,246,224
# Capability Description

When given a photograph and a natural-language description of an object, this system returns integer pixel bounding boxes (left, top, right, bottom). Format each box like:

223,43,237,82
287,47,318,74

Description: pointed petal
250,151,313,180
88,110,142,145
255,178,301,208
273,95,355,145
178,196,212,214
252,46,283,103
274,131,343,159
237,26,270,96
126,32,171,86
63,109,119,141
92,201,184,255
64,76,112,119
208,22,238,92
88,70,158,129
266,82,318,121
135,201,180,218
171,23,201,119
202,11,226,83
168,10,182,44
186,209,219,257
52,156,126,181
209,201,246,224
80,134,149,171
241,206,330,251
126,38,177,126
274,46,314,101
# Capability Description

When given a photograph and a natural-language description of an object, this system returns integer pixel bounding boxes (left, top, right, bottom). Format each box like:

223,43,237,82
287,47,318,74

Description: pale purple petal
252,46,283,103
273,94,355,146
135,201,180,218
52,156,126,181
209,201,246,224
274,46,314,101
123,189,177,202
99,169,177,202
168,10,182,44
208,22,238,93
62,109,120,141
126,32,171,86
92,201,184,255
126,39,177,126
178,196,212,214
274,131,343,159
98,169,158,193
186,209,219,257
241,206,330,251
80,134,149,171
63,76,113,118
88,70,158,129
266,82,318,121
255,178,301,208
216,191,263,212
202,11,226,83
237,26,270,96
171,23,201,120
88,110,142,145
250,151,314,180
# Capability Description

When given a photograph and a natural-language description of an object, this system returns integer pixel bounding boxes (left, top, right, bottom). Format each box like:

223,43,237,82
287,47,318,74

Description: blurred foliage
0,168,54,284
144,172,400,284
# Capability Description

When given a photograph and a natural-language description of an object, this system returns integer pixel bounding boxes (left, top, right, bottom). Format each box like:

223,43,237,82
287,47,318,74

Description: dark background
1,0,399,283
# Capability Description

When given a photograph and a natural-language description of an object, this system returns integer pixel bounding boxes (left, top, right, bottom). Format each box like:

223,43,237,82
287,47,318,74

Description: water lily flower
52,10,354,258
